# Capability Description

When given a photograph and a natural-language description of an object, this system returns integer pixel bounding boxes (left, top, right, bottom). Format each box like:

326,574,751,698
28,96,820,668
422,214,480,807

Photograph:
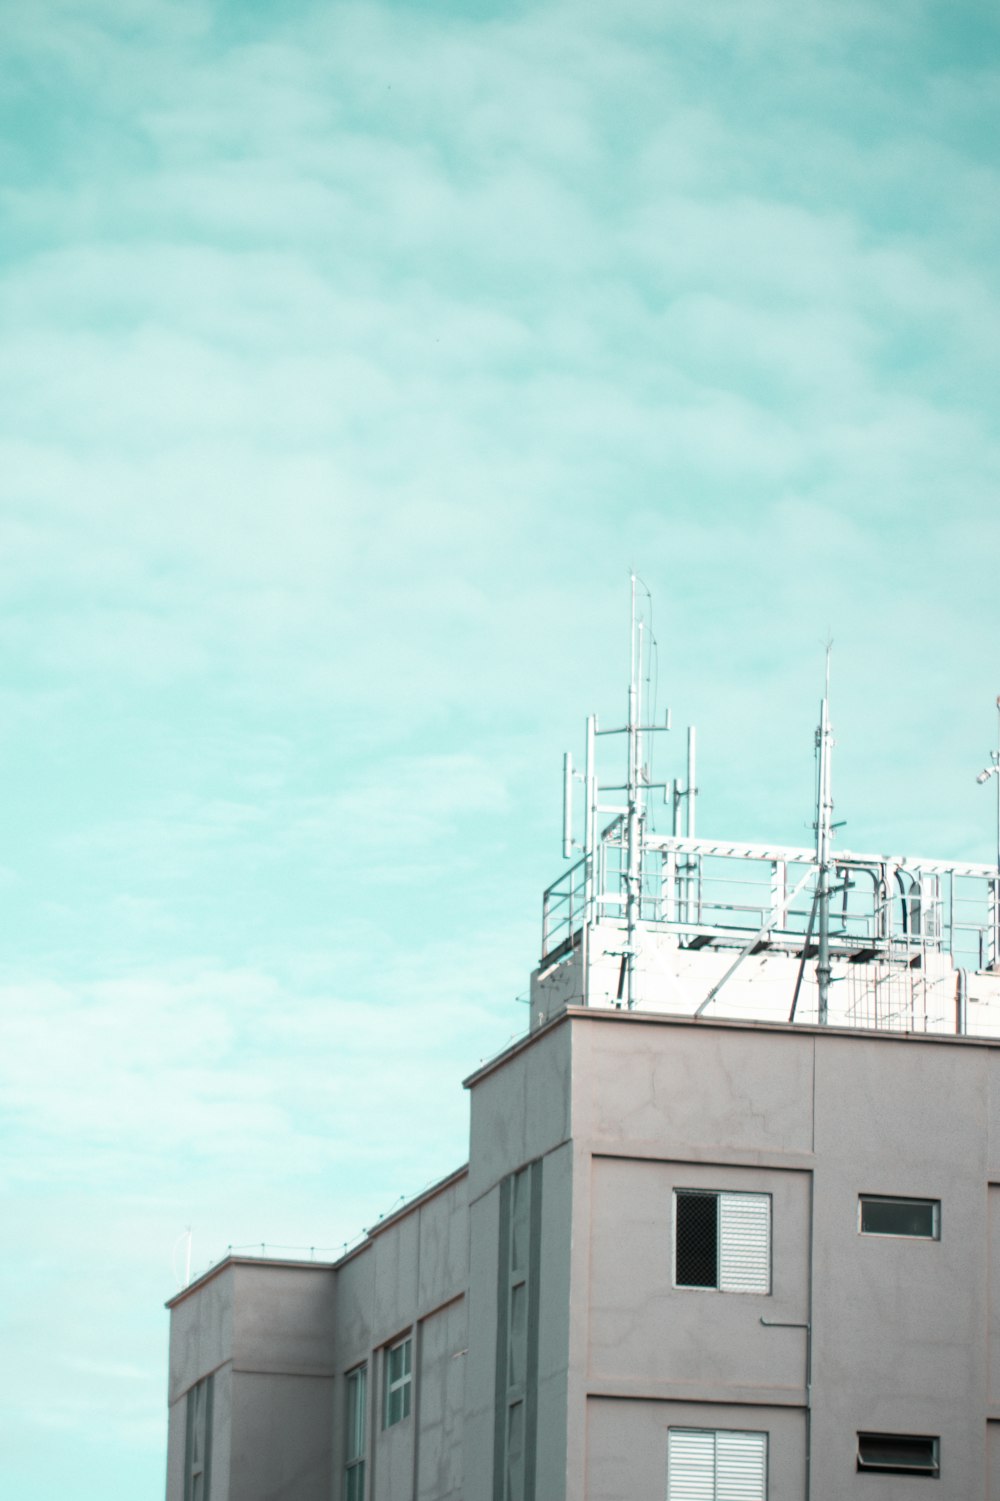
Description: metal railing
541,827,999,973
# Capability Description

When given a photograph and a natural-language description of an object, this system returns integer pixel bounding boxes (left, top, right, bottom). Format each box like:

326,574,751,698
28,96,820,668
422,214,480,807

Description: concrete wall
586,1398,806,1501
558,1009,1000,1500
330,1169,470,1501
810,1032,991,1499
463,1025,575,1501
531,920,1000,1038
587,1157,809,1400
166,1005,1000,1501
165,1260,336,1501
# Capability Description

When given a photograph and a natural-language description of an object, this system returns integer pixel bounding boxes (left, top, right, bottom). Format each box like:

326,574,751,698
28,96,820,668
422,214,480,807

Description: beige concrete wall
230,1370,333,1501
465,1026,575,1501
330,1171,470,1501
466,1023,571,1199
988,1421,1000,1499
231,1262,337,1375
587,1156,809,1401
570,1011,815,1160
165,1008,1000,1501
166,1261,336,1501
416,1297,466,1501
462,1184,501,1501
808,1032,990,1499
165,1363,233,1501
168,1262,234,1406
536,1141,573,1501
586,1397,806,1501
990,1186,1000,1413
564,1011,1000,1500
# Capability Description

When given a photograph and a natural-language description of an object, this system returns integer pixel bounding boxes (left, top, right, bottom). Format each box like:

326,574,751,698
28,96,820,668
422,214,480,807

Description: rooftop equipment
539,582,1000,1035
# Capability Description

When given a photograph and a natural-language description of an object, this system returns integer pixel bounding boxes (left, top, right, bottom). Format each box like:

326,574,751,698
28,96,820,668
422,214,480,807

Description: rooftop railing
541,827,999,975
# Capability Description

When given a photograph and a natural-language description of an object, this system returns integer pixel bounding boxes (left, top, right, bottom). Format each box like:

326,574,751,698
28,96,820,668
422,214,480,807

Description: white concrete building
165,648,1000,1500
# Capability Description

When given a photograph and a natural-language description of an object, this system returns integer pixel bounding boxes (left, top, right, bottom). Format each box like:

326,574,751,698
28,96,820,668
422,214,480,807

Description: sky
1,0,999,1494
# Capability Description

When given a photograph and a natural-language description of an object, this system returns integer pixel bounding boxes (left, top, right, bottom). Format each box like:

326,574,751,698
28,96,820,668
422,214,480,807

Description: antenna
624,572,644,1010
556,575,691,1011
814,643,834,1023
976,695,1000,969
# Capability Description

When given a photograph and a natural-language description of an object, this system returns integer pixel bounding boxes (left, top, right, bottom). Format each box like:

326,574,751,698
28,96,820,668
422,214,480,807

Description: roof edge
463,1004,1000,1089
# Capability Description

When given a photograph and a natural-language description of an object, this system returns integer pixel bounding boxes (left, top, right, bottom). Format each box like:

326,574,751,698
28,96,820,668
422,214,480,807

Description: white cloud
2,4,1000,1494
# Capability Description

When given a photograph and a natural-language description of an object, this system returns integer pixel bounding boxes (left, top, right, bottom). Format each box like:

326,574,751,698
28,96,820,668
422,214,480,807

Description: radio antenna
815,643,834,1023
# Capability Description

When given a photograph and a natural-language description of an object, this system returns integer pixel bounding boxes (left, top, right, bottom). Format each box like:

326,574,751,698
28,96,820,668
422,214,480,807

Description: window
859,1195,940,1239
674,1190,771,1293
344,1366,366,1501
184,1374,213,1501
383,1336,412,1427
857,1432,939,1477
495,1160,542,1501
667,1427,767,1500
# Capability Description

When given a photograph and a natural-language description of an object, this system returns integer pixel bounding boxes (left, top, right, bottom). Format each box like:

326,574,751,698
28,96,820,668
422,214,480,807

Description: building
164,618,1000,1499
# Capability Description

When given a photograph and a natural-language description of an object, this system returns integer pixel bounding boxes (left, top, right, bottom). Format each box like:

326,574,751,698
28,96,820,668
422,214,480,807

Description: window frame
857,1194,941,1241
184,1373,214,1501
673,1188,772,1295
344,1364,367,1501
856,1431,940,1477
383,1334,412,1429
667,1425,768,1500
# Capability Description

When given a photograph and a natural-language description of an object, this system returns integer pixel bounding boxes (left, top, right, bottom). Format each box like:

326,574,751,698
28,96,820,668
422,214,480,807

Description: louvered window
667,1427,767,1500
675,1190,770,1294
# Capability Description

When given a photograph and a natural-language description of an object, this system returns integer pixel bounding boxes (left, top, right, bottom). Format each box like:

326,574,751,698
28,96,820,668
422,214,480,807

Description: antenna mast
976,695,1000,970
559,576,679,1011
815,646,834,1023
625,572,645,1010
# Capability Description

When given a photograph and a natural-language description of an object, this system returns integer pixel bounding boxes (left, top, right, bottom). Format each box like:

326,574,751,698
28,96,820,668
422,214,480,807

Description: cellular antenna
554,574,681,1011
815,643,835,1023
976,695,1000,968
625,572,644,1010
540,606,1000,1036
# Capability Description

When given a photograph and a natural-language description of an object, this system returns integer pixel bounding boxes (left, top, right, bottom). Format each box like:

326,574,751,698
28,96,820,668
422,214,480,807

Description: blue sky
1,0,999,1494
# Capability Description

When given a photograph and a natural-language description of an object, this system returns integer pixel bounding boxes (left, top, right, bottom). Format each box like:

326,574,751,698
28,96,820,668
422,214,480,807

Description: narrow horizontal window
859,1195,939,1239
857,1432,939,1476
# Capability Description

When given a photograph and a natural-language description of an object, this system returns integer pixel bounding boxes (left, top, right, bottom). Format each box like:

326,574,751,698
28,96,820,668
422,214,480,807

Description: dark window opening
857,1432,939,1476
675,1191,718,1288
859,1195,939,1239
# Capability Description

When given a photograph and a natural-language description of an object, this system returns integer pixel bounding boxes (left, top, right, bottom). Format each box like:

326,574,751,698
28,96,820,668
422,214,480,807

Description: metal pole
625,574,641,1009
816,651,833,1024
583,714,596,1006
990,696,996,876
686,726,697,837
995,696,1000,967
977,696,1000,969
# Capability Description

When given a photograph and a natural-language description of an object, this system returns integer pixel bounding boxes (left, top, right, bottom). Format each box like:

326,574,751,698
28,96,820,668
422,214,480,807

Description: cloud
2,4,1000,1495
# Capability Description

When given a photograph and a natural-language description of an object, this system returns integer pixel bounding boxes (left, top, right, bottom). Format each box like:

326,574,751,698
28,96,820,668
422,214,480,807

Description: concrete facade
166,1006,1000,1499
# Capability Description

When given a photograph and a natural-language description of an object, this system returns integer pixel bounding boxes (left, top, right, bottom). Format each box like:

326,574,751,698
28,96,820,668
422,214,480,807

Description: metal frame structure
546,583,1000,1024
543,830,999,969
